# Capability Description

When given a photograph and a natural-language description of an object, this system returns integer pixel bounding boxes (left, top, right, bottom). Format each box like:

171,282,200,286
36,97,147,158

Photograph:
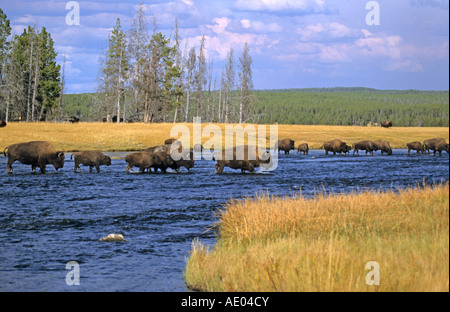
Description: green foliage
253,89,449,127
62,88,449,126
36,27,61,118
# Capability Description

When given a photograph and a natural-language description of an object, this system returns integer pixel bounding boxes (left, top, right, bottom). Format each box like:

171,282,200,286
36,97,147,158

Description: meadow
184,183,449,292
0,122,448,152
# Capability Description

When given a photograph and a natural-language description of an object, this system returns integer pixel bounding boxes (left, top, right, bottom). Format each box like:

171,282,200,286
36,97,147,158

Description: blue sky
2,0,449,93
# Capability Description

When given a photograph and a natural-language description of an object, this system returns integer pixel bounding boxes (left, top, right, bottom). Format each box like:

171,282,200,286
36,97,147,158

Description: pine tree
128,3,148,121
238,42,254,123
105,18,129,123
36,27,61,121
0,9,11,121
194,35,207,118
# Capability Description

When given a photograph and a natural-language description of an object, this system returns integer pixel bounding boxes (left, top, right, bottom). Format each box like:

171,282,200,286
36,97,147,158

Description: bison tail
3,146,8,156
70,154,74,160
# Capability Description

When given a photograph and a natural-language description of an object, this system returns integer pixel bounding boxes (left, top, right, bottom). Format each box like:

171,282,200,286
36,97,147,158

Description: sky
1,0,449,93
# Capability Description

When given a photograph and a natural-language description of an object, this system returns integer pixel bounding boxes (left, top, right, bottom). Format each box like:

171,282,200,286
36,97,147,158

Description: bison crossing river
2,138,449,174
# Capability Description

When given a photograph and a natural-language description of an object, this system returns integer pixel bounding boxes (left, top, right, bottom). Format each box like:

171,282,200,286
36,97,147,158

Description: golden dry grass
184,183,449,292
1,122,448,152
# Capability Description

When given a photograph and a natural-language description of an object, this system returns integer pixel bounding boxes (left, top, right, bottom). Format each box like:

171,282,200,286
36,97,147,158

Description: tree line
0,6,255,124
96,4,255,124
0,9,61,122
253,89,449,127
62,89,449,127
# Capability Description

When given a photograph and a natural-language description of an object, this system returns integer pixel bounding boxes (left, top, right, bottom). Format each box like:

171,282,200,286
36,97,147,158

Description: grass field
184,183,449,292
1,122,448,152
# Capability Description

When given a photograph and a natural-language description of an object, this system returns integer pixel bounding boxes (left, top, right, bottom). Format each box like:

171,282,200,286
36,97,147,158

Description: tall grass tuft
185,183,449,292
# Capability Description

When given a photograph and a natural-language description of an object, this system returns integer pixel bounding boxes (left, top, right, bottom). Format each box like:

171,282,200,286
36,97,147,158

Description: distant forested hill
62,88,449,127
253,88,449,127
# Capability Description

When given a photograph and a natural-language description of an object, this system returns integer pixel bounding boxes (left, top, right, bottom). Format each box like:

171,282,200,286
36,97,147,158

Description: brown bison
126,152,162,173
71,151,112,173
69,116,79,123
406,142,425,155
0,120,6,127
164,138,178,145
277,138,295,154
4,141,65,174
144,140,183,157
214,145,271,173
321,139,351,155
381,121,393,128
373,140,393,155
423,138,449,156
297,143,309,155
170,151,195,172
353,140,377,156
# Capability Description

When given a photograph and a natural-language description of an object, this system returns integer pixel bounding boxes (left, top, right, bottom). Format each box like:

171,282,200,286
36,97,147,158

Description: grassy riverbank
1,122,448,152
184,183,449,292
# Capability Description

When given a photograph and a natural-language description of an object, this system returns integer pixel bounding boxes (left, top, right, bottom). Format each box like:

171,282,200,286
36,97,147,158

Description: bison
406,142,425,155
164,138,178,145
297,143,309,155
381,121,393,128
125,152,162,173
169,151,195,172
423,138,449,156
151,152,176,172
4,141,65,174
71,150,111,173
69,116,79,123
144,140,183,156
373,140,393,155
277,138,295,154
214,145,271,174
321,139,351,155
0,120,6,127
353,140,377,156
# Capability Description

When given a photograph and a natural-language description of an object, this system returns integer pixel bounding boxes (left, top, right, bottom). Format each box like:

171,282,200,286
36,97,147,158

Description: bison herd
2,137,449,174
277,137,449,157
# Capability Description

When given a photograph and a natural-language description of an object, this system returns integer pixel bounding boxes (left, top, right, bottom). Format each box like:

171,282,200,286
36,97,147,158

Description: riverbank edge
184,183,450,292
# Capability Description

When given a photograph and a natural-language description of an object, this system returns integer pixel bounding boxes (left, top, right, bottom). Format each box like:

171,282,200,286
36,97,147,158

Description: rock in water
99,234,125,242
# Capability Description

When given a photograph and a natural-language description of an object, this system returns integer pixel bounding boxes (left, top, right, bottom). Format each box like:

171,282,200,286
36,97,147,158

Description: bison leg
38,163,47,174
6,160,14,174
89,165,94,173
215,162,224,174
74,161,81,173
96,165,100,173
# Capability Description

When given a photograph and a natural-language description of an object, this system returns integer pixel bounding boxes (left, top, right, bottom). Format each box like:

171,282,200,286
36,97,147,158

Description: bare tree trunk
185,88,190,122
116,49,123,124
26,32,34,122
59,55,66,121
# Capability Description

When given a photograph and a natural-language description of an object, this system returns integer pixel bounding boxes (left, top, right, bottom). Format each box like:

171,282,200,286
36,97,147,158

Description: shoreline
1,122,448,153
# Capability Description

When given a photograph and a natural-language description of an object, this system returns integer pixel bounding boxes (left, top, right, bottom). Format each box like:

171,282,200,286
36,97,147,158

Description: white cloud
355,34,403,59
241,19,251,29
240,19,281,33
234,0,326,12
204,17,277,60
297,22,353,41
252,21,282,33
206,17,231,34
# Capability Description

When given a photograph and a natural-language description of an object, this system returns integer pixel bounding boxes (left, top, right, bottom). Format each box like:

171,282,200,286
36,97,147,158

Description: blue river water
0,149,448,291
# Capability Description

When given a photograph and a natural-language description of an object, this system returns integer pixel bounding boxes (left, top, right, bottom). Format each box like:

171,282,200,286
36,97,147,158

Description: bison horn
58,152,65,158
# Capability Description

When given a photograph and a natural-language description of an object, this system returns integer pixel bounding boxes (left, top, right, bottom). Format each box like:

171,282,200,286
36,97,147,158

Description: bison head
103,156,112,166
162,154,174,167
53,152,65,170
